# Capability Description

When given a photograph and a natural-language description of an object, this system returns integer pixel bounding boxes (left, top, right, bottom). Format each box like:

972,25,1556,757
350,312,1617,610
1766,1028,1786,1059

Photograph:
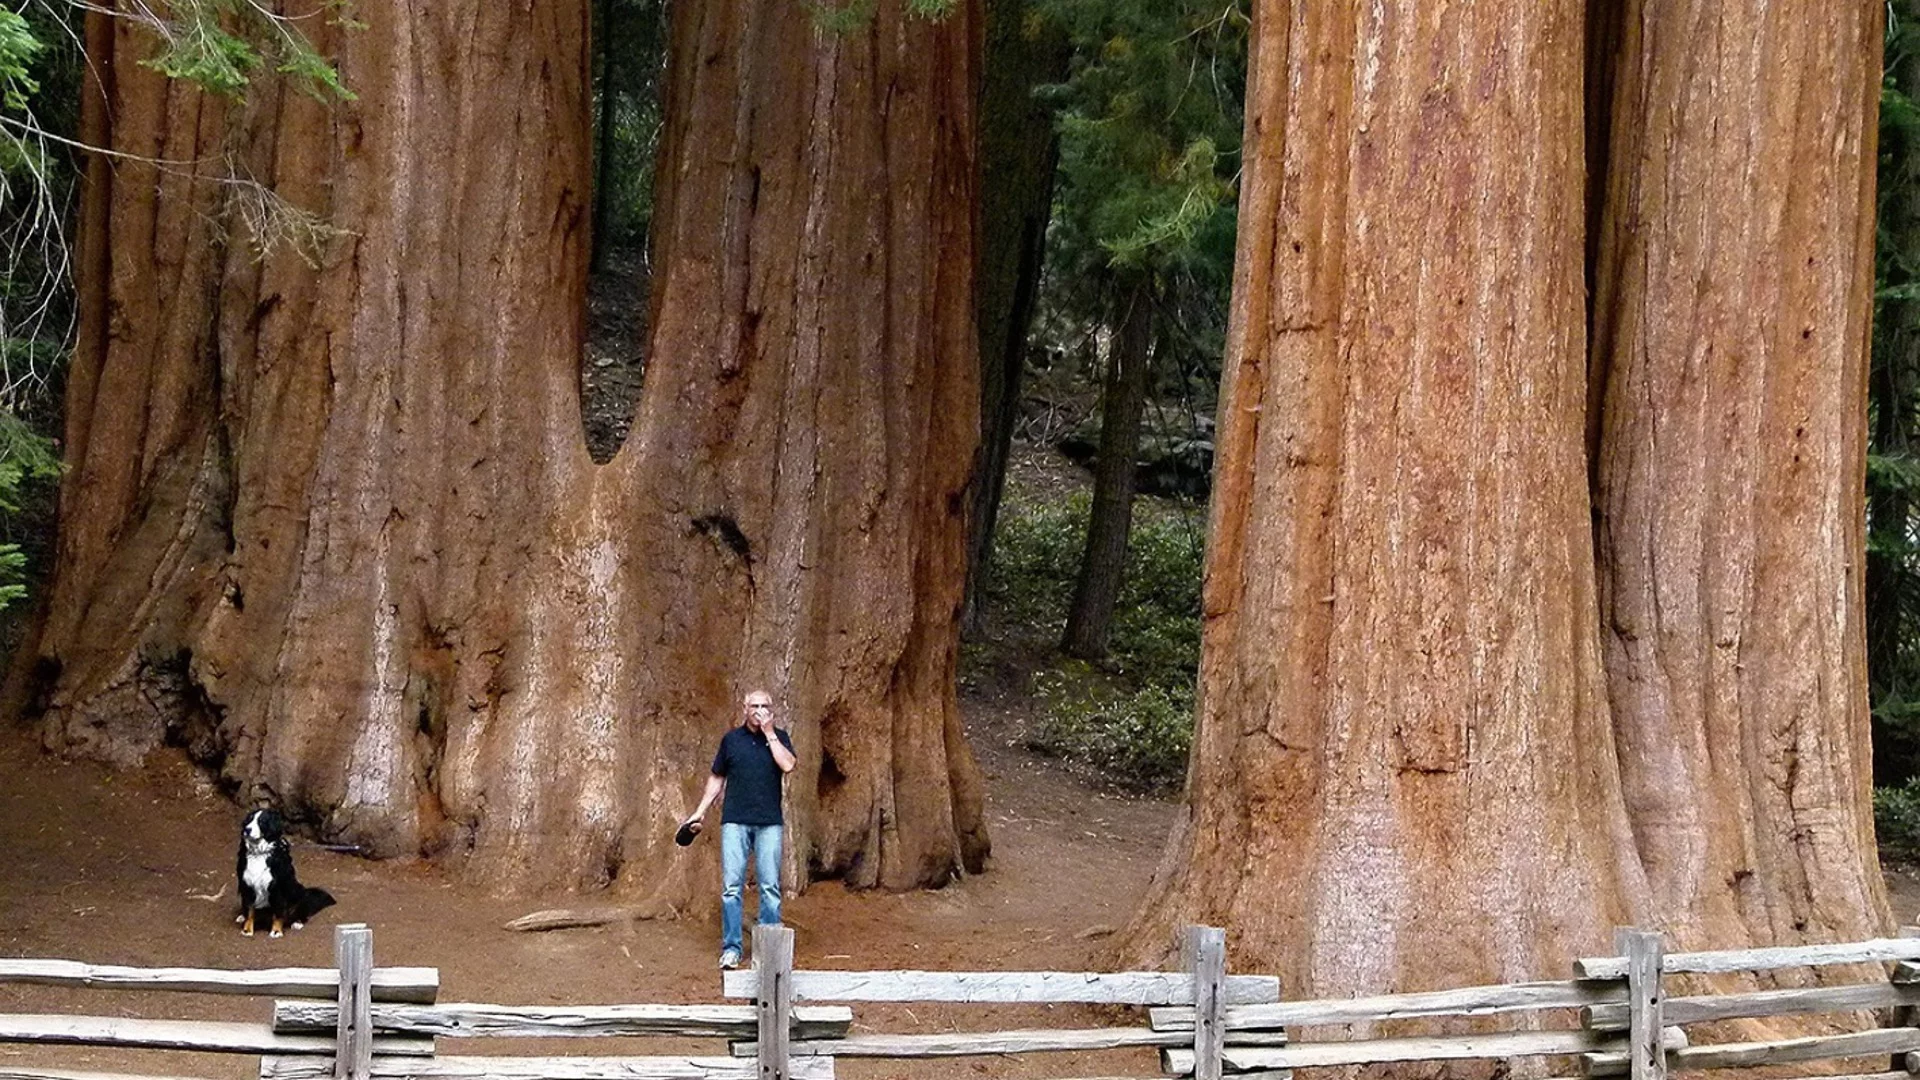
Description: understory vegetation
970,457,1204,794
1874,4,1920,851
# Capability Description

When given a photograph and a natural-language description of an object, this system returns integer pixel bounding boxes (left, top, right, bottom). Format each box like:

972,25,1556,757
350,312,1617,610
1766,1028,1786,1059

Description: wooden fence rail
271,1001,854,1040
0,960,438,1003
6,924,1919,1080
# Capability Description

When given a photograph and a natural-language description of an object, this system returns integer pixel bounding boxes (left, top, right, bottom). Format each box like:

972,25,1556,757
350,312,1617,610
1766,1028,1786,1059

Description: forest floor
7,699,1920,1080
0,689,1188,1080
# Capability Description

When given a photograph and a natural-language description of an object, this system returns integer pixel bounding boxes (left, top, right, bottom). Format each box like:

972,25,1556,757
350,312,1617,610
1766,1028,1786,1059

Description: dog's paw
290,921,305,931
270,927,284,938
241,926,254,937
234,913,245,925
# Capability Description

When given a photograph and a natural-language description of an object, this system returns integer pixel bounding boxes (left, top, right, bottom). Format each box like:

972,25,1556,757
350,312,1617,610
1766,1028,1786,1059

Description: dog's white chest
243,851,273,907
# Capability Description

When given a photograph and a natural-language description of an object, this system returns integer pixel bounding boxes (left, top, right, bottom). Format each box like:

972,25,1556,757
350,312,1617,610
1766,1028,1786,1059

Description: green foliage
1027,667,1192,792
1026,0,1245,486
0,409,59,612
137,0,357,102
991,487,1203,687
0,408,58,511
1877,779,1920,860
805,0,955,35
1869,1,1920,783
806,0,877,35
0,10,45,113
0,1,80,407
1037,0,1245,279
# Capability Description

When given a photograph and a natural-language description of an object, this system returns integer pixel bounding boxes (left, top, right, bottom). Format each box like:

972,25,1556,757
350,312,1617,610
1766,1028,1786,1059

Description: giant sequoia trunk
1125,0,1647,989
1588,0,1890,946
21,0,988,896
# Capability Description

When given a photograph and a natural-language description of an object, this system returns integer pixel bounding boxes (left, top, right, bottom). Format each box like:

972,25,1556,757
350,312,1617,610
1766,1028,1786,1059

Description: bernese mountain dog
235,809,336,938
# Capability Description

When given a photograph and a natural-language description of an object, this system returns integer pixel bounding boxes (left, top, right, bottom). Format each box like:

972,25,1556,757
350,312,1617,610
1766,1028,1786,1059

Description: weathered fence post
334,924,373,1080
1616,927,1665,1080
1184,925,1227,1080
754,924,794,1080
1892,925,1919,1072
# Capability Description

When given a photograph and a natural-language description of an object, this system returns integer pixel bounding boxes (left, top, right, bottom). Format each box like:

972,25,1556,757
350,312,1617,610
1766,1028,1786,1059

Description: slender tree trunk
963,0,1069,639
1588,0,1891,947
20,0,988,897
1061,280,1153,659
1124,0,1646,988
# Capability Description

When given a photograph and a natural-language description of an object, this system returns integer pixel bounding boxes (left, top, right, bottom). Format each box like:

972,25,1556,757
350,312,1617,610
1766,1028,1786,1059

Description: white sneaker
719,949,741,970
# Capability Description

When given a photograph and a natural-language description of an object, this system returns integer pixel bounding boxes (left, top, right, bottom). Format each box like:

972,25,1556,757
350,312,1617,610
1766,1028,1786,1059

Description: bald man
683,690,795,969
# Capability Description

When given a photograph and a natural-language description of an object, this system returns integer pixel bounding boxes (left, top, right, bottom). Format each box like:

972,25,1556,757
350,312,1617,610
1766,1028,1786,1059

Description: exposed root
503,900,677,932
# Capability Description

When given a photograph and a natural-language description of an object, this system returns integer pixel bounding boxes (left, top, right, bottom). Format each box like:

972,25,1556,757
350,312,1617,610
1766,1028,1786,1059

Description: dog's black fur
235,809,335,937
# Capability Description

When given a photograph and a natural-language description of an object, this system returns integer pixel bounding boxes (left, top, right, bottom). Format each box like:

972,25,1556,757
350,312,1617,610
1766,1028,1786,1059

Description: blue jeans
720,822,783,953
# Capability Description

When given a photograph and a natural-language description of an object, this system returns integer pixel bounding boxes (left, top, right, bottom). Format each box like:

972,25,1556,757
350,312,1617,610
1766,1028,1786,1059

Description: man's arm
767,728,796,773
688,772,725,822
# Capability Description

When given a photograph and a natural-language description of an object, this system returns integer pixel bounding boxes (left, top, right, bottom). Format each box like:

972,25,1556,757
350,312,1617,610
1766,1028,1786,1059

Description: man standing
683,689,796,969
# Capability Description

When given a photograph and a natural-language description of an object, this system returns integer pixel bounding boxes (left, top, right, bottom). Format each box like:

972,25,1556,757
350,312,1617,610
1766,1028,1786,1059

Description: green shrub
1026,667,1193,793
0,409,59,611
987,490,1086,630
988,489,1204,687
1876,780,1920,860
985,476,1205,790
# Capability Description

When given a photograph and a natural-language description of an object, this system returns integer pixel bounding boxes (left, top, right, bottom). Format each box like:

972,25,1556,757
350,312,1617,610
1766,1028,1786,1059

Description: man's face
744,695,773,729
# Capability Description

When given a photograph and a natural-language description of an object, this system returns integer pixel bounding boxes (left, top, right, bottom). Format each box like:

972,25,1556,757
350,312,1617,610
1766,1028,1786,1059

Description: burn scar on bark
691,513,752,562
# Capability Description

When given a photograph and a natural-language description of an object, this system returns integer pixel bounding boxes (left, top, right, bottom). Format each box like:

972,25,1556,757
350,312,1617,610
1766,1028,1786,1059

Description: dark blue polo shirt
712,725,793,826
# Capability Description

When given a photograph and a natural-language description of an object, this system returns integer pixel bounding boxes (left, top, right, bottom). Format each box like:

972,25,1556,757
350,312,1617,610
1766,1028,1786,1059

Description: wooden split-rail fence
4,923,1920,1080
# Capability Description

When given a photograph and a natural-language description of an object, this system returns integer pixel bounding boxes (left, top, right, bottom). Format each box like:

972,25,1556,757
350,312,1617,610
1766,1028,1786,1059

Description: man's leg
720,823,749,958
753,824,783,926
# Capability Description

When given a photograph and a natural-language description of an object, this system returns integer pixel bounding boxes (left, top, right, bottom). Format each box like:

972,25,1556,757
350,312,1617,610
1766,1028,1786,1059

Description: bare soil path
0,703,1178,1079
5,700,1918,1080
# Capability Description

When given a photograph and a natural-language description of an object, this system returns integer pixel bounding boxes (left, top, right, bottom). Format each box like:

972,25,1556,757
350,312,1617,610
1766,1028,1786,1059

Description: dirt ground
0,701,1183,1080
6,691,1920,1080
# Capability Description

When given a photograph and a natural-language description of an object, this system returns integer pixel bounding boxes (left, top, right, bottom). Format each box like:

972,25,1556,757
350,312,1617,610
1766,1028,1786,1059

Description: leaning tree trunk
1587,0,1890,948
1061,279,1154,660
1123,0,1647,990
19,0,988,898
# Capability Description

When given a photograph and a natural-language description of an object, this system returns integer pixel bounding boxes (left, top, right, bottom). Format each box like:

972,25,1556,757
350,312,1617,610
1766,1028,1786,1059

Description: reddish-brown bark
20,0,987,898
1588,0,1890,948
1125,0,1647,989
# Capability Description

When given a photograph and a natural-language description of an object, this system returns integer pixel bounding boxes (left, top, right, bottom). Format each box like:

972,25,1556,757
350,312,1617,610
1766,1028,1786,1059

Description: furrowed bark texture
1588,0,1891,948
1124,0,1647,991
640,0,989,891
24,0,987,897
